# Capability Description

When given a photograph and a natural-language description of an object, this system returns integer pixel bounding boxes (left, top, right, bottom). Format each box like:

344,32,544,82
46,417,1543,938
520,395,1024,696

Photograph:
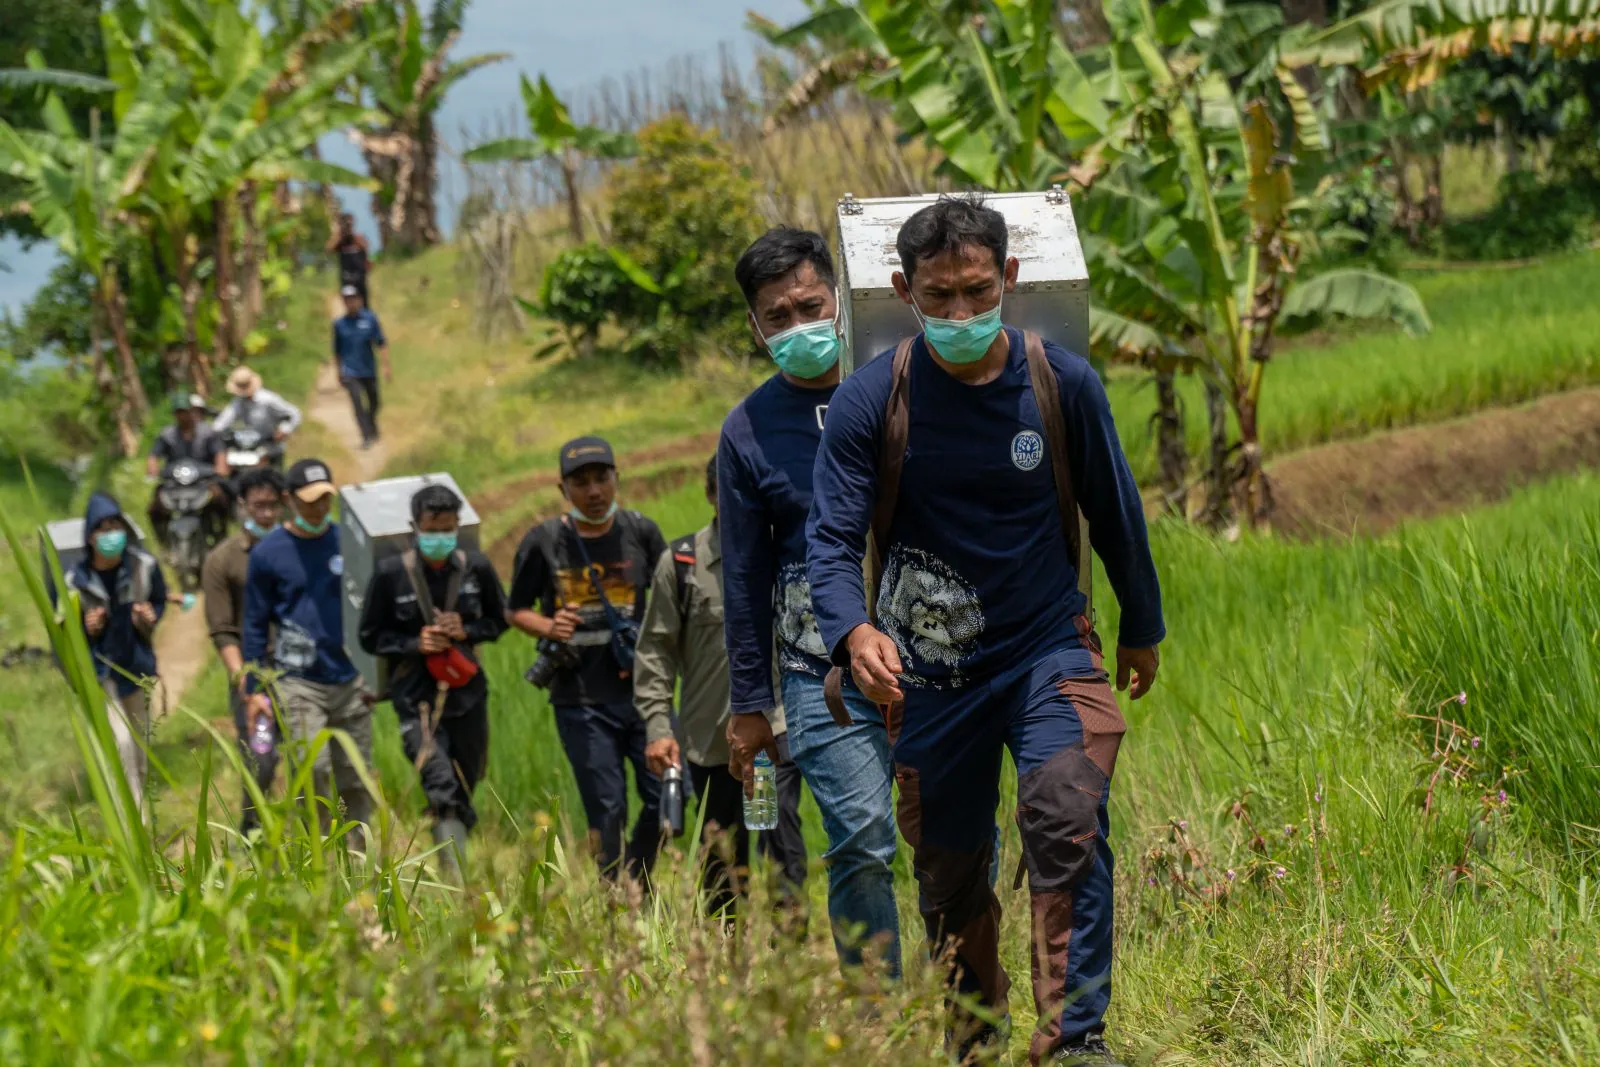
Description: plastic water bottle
744,753,778,831
250,708,274,757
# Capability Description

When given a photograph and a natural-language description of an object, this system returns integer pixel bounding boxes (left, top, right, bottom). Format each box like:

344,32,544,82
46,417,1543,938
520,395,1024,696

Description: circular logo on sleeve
1011,430,1043,471
330,554,344,576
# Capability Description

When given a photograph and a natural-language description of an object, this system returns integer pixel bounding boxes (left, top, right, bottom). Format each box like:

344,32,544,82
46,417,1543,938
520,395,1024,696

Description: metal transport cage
338,473,481,696
834,186,1091,376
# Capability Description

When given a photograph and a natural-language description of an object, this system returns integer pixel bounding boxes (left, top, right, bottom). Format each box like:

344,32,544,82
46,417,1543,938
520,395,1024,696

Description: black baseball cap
559,436,616,477
286,458,337,502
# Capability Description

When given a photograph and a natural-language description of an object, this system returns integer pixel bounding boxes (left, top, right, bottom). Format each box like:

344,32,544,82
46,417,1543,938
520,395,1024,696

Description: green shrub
606,115,763,352
537,243,636,349
1444,171,1595,260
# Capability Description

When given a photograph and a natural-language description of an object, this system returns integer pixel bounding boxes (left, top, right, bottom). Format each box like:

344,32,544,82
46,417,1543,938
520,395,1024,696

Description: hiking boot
432,817,468,881
1053,1034,1126,1066
948,1013,1011,1064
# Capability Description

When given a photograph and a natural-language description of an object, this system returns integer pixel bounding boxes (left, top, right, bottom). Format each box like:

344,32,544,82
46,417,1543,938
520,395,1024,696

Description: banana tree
461,73,636,242
351,0,506,253
1081,0,1431,524
0,62,193,451
103,0,376,385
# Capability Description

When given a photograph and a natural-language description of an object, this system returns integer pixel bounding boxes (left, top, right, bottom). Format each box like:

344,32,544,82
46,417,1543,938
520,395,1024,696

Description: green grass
6,459,1600,1062
1109,249,1600,483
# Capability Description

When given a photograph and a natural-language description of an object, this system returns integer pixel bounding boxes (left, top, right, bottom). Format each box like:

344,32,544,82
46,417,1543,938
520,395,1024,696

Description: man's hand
418,625,451,655
435,611,468,642
247,693,273,728
274,427,289,443
846,623,904,705
84,607,108,637
645,737,681,777
544,604,582,642
726,711,780,799
1115,645,1160,700
131,602,158,630
382,358,393,385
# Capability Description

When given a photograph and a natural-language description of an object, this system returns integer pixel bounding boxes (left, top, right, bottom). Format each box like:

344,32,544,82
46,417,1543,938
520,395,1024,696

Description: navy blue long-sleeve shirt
718,373,838,714
332,309,385,379
807,328,1163,689
242,524,358,688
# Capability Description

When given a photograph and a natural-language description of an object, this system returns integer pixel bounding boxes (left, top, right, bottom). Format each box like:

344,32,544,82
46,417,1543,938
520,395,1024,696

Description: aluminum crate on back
835,187,1089,375
338,473,480,695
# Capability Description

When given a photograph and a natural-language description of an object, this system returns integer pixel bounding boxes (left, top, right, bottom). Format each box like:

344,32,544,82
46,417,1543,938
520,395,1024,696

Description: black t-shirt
151,425,222,472
338,238,368,282
508,511,668,707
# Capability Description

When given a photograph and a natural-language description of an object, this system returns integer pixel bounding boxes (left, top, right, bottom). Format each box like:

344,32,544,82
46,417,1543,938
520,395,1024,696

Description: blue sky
1,0,809,316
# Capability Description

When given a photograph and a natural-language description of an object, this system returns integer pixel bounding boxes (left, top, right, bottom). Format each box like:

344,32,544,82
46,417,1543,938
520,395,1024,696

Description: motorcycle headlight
174,465,199,486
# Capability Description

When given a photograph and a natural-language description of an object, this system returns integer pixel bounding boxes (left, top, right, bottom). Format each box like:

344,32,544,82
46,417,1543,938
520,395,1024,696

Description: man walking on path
807,196,1164,1066
56,492,166,815
332,285,392,450
201,467,286,834
635,456,808,916
326,213,373,306
358,484,508,878
507,437,668,886
243,458,375,842
718,228,902,974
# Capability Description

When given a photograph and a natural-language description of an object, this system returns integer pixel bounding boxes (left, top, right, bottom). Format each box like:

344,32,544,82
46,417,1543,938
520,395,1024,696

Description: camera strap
563,515,633,638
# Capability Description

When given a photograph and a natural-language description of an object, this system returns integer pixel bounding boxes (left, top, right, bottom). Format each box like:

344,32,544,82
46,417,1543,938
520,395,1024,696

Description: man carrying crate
807,196,1164,1066
358,484,508,878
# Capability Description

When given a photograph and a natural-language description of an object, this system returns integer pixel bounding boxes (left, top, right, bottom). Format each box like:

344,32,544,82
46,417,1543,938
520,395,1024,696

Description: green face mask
914,296,1006,364
416,531,457,562
94,529,128,558
293,513,331,536
760,317,841,379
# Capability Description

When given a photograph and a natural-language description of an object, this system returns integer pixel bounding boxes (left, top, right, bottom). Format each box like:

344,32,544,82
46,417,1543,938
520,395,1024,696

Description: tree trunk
1153,366,1188,518
213,195,236,379
174,238,211,393
239,181,264,339
1391,143,1421,247
365,118,443,256
1497,115,1521,176
90,289,139,456
561,152,585,242
1422,152,1445,231
100,270,149,425
1201,376,1230,527
1234,389,1270,527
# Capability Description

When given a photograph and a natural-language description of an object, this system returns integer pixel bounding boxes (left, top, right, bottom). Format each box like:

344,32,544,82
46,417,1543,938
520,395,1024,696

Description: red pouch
426,645,479,688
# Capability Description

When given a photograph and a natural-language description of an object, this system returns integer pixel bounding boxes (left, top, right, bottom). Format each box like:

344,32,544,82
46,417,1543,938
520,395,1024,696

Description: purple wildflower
1273,866,1287,879
1498,790,1507,804
1225,869,1236,881
1471,736,1481,749
1456,692,1468,705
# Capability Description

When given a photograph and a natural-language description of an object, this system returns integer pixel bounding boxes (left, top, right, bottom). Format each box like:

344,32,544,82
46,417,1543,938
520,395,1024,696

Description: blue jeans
781,671,902,977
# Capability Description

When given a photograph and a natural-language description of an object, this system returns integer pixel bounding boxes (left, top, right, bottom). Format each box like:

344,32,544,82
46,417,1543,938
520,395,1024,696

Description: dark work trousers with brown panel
893,619,1125,1065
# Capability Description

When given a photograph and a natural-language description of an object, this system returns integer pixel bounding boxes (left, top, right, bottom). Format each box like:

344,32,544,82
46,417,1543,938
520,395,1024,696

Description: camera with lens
524,637,580,689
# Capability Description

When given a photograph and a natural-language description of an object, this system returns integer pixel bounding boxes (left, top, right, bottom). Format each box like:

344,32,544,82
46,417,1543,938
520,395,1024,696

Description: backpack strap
401,549,467,625
669,533,696,628
825,335,915,727
867,335,917,619
1023,330,1093,608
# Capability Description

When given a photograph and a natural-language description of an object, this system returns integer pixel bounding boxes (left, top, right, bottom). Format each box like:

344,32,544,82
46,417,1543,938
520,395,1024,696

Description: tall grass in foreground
7,465,1600,1061
1380,519,1600,850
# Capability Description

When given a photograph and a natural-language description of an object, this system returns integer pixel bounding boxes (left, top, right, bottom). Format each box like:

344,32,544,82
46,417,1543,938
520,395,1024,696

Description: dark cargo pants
894,625,1125,1064
394,689,490,831
553,701,663,883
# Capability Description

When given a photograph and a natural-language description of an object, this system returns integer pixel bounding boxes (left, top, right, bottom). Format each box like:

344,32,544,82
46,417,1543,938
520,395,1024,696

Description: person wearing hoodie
55,492,167,809
242,458,374,840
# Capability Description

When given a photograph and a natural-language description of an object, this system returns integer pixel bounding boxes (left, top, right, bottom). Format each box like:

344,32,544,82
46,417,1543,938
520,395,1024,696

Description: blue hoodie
56,492,167,696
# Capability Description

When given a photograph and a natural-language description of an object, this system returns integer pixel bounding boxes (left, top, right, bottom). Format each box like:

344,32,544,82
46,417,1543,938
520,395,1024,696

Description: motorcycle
159,458,221,592
223,425,285,472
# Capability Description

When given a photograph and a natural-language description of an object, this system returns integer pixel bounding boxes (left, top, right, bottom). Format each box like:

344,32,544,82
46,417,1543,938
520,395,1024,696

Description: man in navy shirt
807,197,1163,1067
718,228,902,976
331,285,393,449
243,458,374,840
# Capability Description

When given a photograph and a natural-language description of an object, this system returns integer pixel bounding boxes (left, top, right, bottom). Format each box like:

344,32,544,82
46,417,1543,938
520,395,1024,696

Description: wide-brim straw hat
227,366,262,397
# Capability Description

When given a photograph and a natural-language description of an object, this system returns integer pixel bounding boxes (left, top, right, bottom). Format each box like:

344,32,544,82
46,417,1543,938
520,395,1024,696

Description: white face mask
569,501,619,526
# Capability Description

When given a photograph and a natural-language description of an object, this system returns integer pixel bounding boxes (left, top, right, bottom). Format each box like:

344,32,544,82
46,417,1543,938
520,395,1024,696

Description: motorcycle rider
213,366,302,467
147,392,231,546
